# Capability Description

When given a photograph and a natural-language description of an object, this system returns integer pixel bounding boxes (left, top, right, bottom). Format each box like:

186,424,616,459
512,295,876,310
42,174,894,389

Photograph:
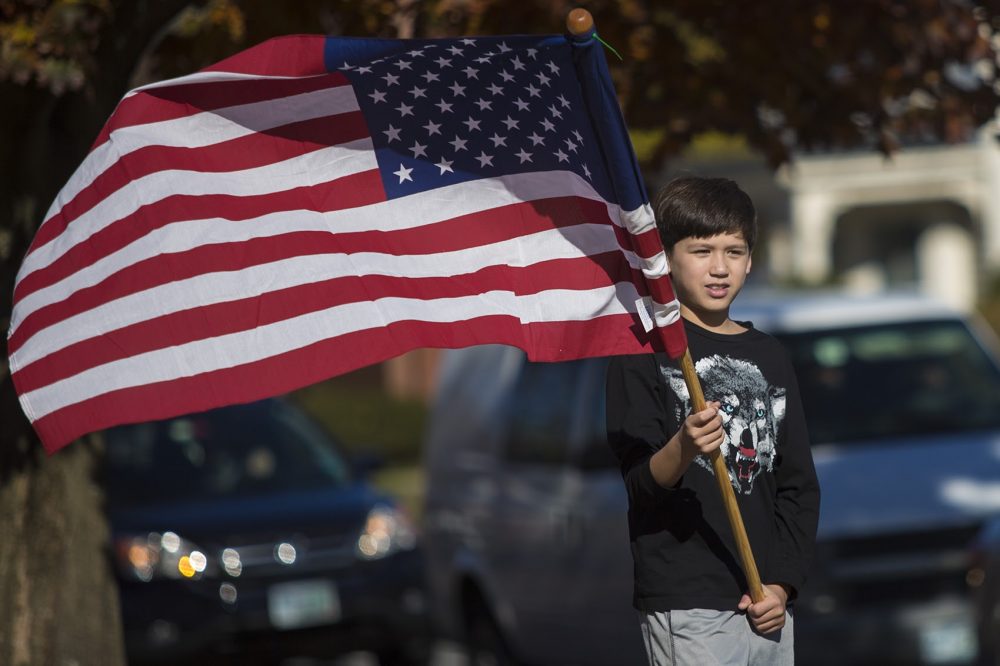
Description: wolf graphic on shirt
662,355,786,495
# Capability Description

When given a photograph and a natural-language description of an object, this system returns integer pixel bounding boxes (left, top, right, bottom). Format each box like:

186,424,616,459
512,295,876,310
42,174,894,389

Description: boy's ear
745,255,752,275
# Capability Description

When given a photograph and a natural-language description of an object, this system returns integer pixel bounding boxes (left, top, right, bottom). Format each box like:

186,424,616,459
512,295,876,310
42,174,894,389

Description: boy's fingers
737,594,752,610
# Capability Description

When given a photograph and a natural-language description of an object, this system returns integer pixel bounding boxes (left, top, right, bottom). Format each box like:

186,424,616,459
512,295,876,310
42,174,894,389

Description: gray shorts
639,608,794,666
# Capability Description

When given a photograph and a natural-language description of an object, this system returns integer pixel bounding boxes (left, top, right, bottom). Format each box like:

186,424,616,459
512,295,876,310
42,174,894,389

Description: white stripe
10,221,628,372
11,170,611,333
20,282,643,420
125,70,326,97
15,138,375,304
39,85,359,229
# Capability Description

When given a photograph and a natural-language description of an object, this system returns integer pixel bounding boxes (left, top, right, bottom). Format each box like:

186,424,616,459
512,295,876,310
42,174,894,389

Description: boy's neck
680,304,748,335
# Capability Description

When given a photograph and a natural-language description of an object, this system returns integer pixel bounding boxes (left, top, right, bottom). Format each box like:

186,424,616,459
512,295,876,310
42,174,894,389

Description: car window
104,400,351,505
777,319,1000,443
504,361,580,465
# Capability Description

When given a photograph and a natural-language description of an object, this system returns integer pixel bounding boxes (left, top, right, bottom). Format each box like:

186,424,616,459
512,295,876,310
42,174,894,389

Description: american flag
8,32,685,453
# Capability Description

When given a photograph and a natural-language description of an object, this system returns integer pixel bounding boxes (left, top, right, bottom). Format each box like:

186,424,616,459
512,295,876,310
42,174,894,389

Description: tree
0,1,996,663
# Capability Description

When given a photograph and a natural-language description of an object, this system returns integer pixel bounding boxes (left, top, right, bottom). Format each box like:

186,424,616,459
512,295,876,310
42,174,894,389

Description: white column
790,191,836,284
917,223,977,312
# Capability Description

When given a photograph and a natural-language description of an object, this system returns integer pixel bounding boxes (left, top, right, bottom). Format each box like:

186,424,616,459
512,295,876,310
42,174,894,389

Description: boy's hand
738,584,789,635
678,401,724,458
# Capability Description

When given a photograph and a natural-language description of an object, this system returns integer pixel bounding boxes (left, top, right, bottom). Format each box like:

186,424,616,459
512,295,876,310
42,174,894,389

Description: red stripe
33,111,367,256
31,313,670,454
203,35,328,77
14,168,385,306
10,196,612,354
630,226,666,259
13,252,639,392
94,73,349,148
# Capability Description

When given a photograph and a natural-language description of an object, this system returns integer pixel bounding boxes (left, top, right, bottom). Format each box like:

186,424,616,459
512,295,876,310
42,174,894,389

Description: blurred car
103,398,430,665
422,291,1000,666
970,517,1000,665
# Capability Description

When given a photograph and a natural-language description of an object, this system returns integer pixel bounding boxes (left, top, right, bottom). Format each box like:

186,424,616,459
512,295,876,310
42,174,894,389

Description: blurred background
2,1,1000,664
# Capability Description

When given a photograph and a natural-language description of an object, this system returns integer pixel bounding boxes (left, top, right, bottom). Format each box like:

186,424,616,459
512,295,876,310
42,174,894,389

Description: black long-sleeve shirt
606,319,820,612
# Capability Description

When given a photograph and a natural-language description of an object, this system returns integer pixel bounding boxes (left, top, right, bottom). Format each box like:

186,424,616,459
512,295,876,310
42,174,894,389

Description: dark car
104,398,429,665
971,517,1000,665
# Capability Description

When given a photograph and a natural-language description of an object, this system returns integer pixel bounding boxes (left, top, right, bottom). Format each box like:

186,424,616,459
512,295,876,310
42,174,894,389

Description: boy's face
666,232,752,321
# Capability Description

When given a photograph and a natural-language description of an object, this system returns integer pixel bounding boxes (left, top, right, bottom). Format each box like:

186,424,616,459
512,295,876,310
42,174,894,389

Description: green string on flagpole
594,33,623,60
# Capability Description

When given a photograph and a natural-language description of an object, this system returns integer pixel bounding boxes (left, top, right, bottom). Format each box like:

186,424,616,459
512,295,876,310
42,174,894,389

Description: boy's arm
769,355,822,599
606,354,723,502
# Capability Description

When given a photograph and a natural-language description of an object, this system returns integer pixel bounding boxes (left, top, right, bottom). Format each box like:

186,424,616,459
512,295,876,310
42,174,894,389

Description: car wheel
464,595,520,666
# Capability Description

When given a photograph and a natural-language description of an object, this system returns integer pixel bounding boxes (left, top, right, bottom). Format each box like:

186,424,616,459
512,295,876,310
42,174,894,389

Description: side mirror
351,452,385,478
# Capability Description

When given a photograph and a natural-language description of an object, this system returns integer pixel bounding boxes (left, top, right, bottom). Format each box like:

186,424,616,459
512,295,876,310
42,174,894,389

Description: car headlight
115,531,214,581
356,506,417,560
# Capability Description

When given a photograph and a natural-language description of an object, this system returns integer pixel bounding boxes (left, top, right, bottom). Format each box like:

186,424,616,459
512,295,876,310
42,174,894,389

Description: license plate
267,579,340,630
918,619,976,664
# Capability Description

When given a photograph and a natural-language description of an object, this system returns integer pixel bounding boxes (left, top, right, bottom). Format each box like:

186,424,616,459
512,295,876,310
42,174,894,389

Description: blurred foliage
290,379,428,464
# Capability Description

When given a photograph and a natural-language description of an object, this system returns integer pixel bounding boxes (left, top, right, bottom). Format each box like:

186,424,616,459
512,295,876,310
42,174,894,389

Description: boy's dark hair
652,177,757,251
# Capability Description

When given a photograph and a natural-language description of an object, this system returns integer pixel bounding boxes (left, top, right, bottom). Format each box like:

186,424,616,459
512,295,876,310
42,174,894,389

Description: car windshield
777,319,1000,444
104,401,351,506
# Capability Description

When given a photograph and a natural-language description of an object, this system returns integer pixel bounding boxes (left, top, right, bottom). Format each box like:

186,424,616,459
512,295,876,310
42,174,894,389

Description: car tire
463,593,520,666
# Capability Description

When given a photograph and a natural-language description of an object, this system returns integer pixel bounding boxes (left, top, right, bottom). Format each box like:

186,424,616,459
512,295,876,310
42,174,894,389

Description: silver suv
422,292,1000,665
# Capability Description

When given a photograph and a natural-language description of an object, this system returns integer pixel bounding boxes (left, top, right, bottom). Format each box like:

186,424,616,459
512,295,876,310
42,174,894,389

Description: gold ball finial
566,8,594,36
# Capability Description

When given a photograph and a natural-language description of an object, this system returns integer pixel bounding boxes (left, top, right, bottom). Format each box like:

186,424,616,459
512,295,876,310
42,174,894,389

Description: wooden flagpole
566,7,765,604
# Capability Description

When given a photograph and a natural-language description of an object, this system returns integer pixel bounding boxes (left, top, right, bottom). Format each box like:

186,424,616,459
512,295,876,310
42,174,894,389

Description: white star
499,70,515,83
396,59,413,70
549,104,563,119
424,120,442,136
554,149,569,163
475,56,492,64
511,56,525,71
383,72,399,86
384,125,402,142
540,118,556,132
463,66,479,79
410,141,428,158
435,100,454,114
488,83,503,96
526,83,541,98
502,116,519,130
461,38,476,45
489,133,507,147
565,138,578,152
546,61,560,74
356,65,373,74
515,148,532,163
409,86,427,98
435,56,452,68
526,48,538,59
370,90,387,103
572,129,583,142
583,164,592,178
463,117,482,132
435,158,454,175
537,71,551,86
394,164,413,183
341,62,354,70
450,81,466,97
447,45,463,56
559,94,570,108
498,42,512,53
514,98,530,112
450,136,468,151
408,48,426,58
475,151,494,168
475,98,492,111
397,102,414,117
527,132,545,146
422,71,440,83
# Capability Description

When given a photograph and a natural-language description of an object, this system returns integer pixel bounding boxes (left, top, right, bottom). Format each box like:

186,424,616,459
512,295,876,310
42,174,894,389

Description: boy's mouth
706,283,730,298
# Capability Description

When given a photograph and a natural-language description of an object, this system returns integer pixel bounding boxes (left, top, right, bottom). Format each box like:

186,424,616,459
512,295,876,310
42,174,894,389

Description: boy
606,177,820,665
